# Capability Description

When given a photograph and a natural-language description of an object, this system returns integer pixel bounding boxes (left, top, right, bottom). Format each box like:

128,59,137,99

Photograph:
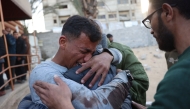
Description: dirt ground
132,45,168,102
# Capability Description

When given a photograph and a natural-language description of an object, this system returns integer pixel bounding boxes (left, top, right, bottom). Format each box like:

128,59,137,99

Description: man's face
13,33,19,39
109,37,113,42
5,28,11,33
63,32,98,69
156,15,175,51
148,4,175,52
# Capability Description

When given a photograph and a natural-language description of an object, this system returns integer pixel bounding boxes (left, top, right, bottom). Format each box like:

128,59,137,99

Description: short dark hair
61,15,102,42
149,0,190,19
107,34,113,38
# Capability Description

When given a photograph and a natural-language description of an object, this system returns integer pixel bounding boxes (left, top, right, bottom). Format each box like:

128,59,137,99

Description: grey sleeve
103,48,123,65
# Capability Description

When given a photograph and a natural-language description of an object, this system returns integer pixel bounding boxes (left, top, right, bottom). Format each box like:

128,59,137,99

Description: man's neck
51,50,67,68
173,19,190,55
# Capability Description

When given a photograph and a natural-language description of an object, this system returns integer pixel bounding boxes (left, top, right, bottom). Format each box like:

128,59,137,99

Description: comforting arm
69,71,130,109
30,69,131,109
108,42,149,105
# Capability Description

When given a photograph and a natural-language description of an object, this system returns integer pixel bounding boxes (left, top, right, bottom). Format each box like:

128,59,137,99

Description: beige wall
96,0,143,23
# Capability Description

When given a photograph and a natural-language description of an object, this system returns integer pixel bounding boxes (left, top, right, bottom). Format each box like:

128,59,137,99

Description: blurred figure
21,34,31,74
14,31,26,83
107,34,113,42
0,35,6,96
2,27,16,89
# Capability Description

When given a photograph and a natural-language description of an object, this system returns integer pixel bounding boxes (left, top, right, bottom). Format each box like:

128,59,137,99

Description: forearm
63,102,74,109
55,100,74,109
65,71,130,109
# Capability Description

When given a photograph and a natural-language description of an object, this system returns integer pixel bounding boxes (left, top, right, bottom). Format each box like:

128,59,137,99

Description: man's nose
84,53,92,62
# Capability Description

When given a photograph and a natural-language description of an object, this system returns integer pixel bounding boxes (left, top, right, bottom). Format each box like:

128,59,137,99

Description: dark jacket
0,36,6,57
3,34,16,60
16,37,26,59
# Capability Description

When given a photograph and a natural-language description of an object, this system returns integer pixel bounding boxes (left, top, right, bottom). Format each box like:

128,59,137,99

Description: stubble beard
156,15,175,52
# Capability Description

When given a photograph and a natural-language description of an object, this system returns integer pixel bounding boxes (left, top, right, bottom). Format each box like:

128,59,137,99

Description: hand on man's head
76,52,113,87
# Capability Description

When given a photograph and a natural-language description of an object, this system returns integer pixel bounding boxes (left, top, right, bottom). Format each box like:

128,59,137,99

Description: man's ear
59,35,67,50
162,3,174,22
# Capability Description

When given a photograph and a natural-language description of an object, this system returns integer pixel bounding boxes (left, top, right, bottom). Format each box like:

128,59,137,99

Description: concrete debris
156,49,160,52
153,53,162,59
168,58,178,64
140,54,147,60
143,64,151,71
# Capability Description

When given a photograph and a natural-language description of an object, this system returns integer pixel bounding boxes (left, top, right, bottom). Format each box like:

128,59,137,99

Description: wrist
106,48,122,65
102,52,113,63
103,48,113,57
60,99,74,109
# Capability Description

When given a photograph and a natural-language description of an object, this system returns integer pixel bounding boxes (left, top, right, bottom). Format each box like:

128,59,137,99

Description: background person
2,27,16,89
132,0,190,108
14,32,26,83
21,34,31,74
107,33,113,42
0,35,6,96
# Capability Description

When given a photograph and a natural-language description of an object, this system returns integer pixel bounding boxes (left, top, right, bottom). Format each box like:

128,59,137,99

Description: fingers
81,62,100,83
54,75,64,86
34,81,49,89
89,67,104,87
54,75,72,99
76,62,92,74
81,69,96,84
35,89,47,102
98,71,107,86
33,84,48,99
36,90,51,107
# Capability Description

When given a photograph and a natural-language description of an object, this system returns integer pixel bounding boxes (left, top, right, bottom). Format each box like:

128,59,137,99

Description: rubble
153,53,162,59
140,54,147,60
143,64,151,71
